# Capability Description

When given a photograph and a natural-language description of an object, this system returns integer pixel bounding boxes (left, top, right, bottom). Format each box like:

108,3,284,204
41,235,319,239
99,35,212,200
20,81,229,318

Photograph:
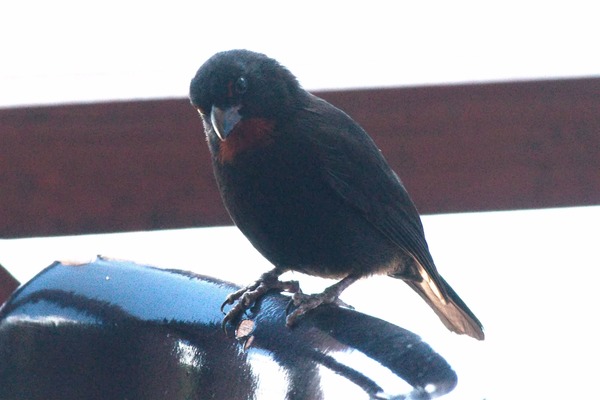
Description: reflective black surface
0,258,457,399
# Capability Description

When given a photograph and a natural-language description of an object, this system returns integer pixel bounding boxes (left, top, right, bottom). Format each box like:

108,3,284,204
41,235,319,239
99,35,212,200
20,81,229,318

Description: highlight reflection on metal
0,257,457,399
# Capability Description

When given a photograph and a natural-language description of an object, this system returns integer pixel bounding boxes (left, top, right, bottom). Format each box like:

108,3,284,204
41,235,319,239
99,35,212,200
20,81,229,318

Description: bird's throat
217,118,276,163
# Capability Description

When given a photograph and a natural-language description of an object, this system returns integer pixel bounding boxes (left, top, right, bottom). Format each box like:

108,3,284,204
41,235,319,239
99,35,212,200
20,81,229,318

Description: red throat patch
217,118,276,163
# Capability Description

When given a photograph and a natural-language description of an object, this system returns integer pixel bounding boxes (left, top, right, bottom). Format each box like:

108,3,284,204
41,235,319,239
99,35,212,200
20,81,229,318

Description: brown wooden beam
0,265,18,305
1,78,599,238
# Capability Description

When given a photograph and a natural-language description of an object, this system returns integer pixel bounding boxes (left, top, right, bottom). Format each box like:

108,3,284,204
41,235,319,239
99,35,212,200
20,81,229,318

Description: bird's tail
403,272,485,340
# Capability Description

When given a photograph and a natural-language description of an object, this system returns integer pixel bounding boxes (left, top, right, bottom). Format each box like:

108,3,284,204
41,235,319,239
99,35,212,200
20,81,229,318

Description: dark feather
301,96,443,283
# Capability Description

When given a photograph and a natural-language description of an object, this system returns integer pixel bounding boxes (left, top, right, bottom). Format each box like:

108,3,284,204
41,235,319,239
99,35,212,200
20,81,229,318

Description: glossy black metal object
0,258,457,399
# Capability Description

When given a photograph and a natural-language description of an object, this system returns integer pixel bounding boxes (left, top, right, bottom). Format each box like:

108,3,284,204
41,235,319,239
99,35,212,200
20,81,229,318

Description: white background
1,1,599,107
1,1,600,399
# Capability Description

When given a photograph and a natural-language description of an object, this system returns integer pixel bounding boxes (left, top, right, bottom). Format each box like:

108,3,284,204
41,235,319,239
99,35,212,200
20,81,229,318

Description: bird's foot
221,270,299,331
285,287,353,327
285,274,359,326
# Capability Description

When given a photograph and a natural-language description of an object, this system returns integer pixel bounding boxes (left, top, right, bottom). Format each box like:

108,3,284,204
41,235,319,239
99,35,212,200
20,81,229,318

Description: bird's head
189,49,304,143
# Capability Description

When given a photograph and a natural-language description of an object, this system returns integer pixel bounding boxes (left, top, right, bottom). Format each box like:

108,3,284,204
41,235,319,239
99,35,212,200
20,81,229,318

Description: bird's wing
301,97,448,297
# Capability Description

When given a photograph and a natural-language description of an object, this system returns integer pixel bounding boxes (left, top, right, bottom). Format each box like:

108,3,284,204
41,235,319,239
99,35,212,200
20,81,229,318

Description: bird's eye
235,76,248,94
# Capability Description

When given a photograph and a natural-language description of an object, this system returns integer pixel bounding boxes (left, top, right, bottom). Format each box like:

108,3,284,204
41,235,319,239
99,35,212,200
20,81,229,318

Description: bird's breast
214,141,398,276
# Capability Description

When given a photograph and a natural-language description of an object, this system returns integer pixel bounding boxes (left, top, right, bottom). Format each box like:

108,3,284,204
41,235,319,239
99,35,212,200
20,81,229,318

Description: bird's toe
285,290,352,326
221,275,302,332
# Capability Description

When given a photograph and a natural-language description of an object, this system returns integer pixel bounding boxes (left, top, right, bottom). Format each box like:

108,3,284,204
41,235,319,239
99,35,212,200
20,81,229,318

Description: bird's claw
220,281,262,314
221,275,300,333
285,289,354,327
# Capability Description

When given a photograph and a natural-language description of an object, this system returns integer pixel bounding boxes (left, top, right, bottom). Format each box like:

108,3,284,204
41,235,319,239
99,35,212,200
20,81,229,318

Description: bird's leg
286,274,359,326
221,268,299,331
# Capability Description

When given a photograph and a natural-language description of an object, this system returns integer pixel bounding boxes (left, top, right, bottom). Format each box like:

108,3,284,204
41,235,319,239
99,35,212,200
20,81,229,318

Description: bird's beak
210,105,242,141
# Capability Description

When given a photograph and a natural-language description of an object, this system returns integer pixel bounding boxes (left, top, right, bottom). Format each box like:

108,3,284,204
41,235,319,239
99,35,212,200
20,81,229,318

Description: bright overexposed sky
1,1,599,107
1,2,600,399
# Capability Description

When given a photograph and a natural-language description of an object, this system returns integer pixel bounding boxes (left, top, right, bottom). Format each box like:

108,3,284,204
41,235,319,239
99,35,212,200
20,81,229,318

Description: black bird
189,49,484,340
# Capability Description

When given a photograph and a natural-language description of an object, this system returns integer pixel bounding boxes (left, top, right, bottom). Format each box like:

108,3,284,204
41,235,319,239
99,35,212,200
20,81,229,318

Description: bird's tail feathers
403,273,485,340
